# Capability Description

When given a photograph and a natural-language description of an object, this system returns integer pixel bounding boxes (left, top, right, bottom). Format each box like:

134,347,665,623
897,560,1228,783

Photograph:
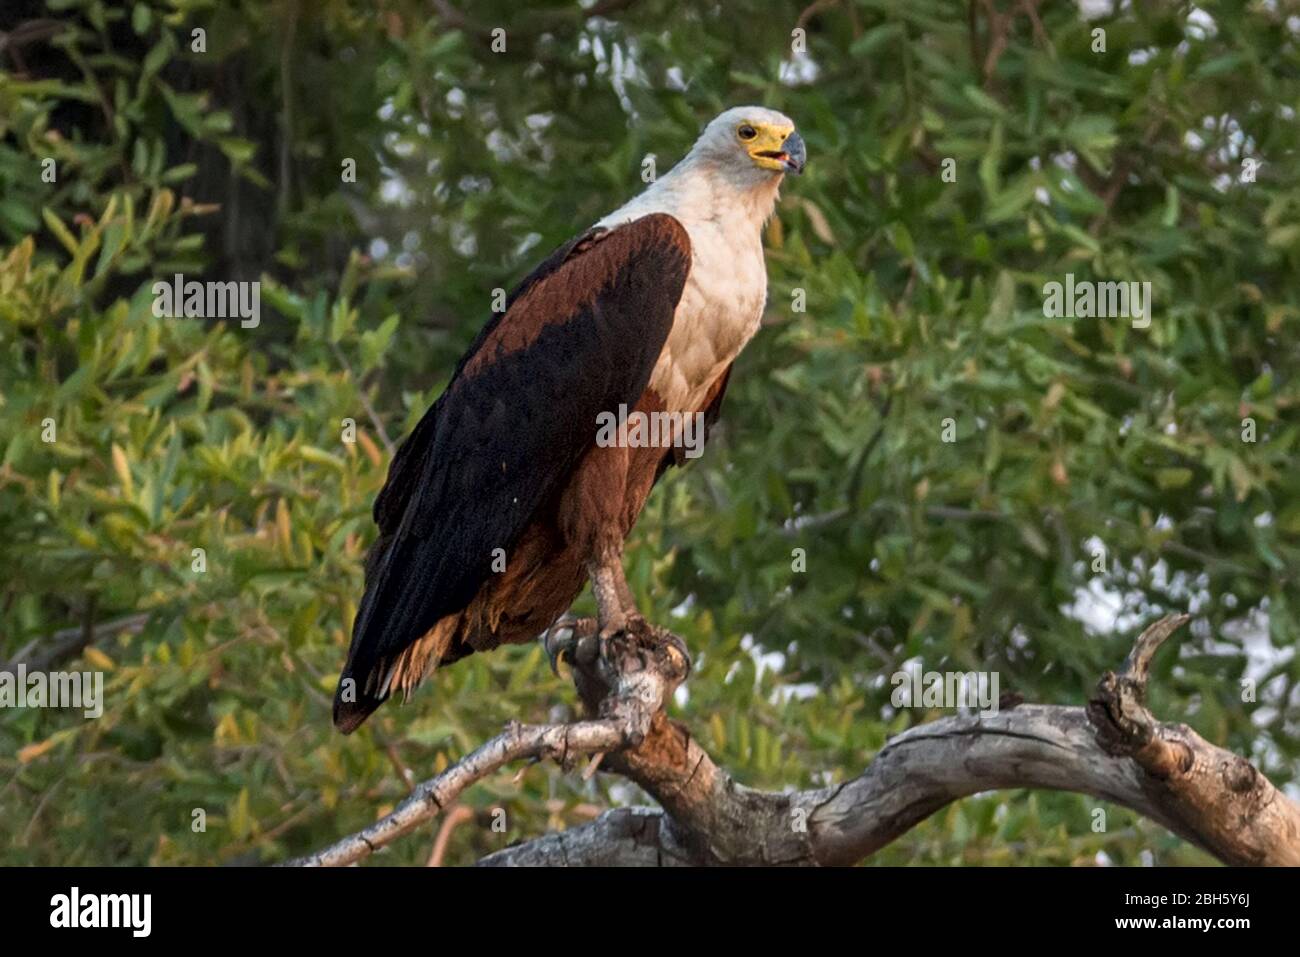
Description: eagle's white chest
595,157,781,413
649,219,767,411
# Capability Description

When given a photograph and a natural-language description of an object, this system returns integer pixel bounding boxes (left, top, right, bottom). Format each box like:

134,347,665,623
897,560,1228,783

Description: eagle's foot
599,617,691,680
597,610,645,642
541,616,599,675
569,618,692,715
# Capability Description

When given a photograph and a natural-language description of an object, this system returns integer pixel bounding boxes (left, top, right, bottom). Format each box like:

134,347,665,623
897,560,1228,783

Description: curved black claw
656,626,692,681
540,616,598,675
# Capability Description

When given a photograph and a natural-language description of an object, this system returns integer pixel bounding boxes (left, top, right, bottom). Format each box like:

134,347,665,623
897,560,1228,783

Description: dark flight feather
334,213,692,732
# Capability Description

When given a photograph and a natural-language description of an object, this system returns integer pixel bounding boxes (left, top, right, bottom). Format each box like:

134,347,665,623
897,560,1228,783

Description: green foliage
2,0,1297,866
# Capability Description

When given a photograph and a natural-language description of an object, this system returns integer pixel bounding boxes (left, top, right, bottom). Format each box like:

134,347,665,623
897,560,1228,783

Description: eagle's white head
688,106,806,180
599,106,805,233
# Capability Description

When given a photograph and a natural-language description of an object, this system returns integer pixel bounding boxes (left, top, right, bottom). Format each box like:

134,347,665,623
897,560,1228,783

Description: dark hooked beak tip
781,131,807,175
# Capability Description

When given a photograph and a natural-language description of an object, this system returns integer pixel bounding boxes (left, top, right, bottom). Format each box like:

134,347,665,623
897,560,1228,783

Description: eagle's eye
737,124,757,141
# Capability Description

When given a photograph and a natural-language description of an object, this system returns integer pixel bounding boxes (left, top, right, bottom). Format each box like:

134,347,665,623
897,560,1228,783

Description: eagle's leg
588,550,692,677
588,550,644,640
558,443,650,641
613,572,638,617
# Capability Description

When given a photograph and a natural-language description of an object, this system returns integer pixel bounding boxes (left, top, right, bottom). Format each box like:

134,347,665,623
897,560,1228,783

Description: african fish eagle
334,106,806,732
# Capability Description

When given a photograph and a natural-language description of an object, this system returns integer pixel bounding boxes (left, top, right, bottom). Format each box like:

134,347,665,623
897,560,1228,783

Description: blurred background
1,0,1297,866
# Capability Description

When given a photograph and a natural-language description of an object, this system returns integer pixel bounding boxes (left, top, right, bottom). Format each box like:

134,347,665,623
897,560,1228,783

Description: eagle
334,107,806,733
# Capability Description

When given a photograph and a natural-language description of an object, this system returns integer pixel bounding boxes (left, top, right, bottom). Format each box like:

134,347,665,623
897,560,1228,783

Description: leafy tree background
1,0,1297,866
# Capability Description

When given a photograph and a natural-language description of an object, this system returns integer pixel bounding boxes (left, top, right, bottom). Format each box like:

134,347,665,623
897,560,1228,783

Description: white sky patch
1186,7,1218,40
581,27,650,117
1062,534,1290,750
445,87,466,118
717,634,819,704
670,593,696,618
779,50,821,86
1077,0,1116,20
449,220,477,257
735,633,783,683
1180,112,1259,192
485,128,515,163
1064,576,1138,635
515,231,542,258
380,176,414,207
384,130,415,158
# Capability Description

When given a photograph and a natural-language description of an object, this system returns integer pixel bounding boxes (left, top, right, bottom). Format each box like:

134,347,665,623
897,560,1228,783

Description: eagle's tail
332,532,400,734
332,600,391,734
333,530,461,733
332,673,385,734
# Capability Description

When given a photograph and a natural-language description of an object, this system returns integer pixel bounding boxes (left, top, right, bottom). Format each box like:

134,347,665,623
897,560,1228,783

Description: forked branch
296,615,1300,867
290,625,687,866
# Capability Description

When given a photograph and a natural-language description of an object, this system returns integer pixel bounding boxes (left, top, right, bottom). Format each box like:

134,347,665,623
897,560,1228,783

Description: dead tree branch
297,615,1300,867
289,626,688,866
